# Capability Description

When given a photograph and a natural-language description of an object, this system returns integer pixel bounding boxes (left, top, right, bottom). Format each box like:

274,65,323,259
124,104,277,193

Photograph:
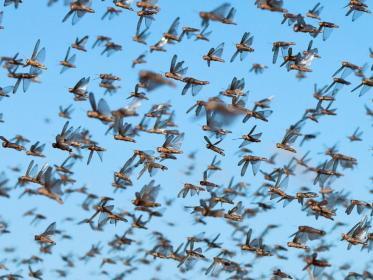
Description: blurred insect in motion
302,253,331,277
348,127,363,141
133,16,150,45
162,17,180,42
132,52,147,68
182,77,209,96
317,21,339,41
345,0,371,22
0,11,4,30
4,0,23,9
34,222,57,245
342,216,371,250
195,24,212,42
101,6,122,20
204,136,225,156
238,150,267,176
272,41,295,64
203,43,225,67
179,26,199,41
59,47,76,74
231,32,254,62
276,118,305,153
101,41,122,56
165,54,188,81
255,0,287,13
26,141,46,157
235,125,262,148
114,0,134,11
87,93,113,123
306,2,323,19
250,63,268,74
71,35,89,52
24,39,47,70
351,75,373,96
63,0,95,25
132,180,161,208
7,66,40,94
68,76,90,101
0,135,26,151
199,3,235,27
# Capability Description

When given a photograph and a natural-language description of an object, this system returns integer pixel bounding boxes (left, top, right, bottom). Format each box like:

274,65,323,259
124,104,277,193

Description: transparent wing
31,39,40,60
36,47,46,63
213,43,224,58
98,98,111,116
43,222,56,235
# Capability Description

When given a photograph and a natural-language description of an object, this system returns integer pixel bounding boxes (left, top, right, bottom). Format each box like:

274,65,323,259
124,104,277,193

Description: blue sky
0,0,372,279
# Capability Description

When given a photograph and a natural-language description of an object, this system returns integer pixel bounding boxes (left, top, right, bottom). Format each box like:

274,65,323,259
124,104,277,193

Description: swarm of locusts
0,0,372,279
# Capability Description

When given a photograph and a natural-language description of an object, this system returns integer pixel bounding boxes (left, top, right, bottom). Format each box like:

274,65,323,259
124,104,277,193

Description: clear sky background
0,0,372,279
